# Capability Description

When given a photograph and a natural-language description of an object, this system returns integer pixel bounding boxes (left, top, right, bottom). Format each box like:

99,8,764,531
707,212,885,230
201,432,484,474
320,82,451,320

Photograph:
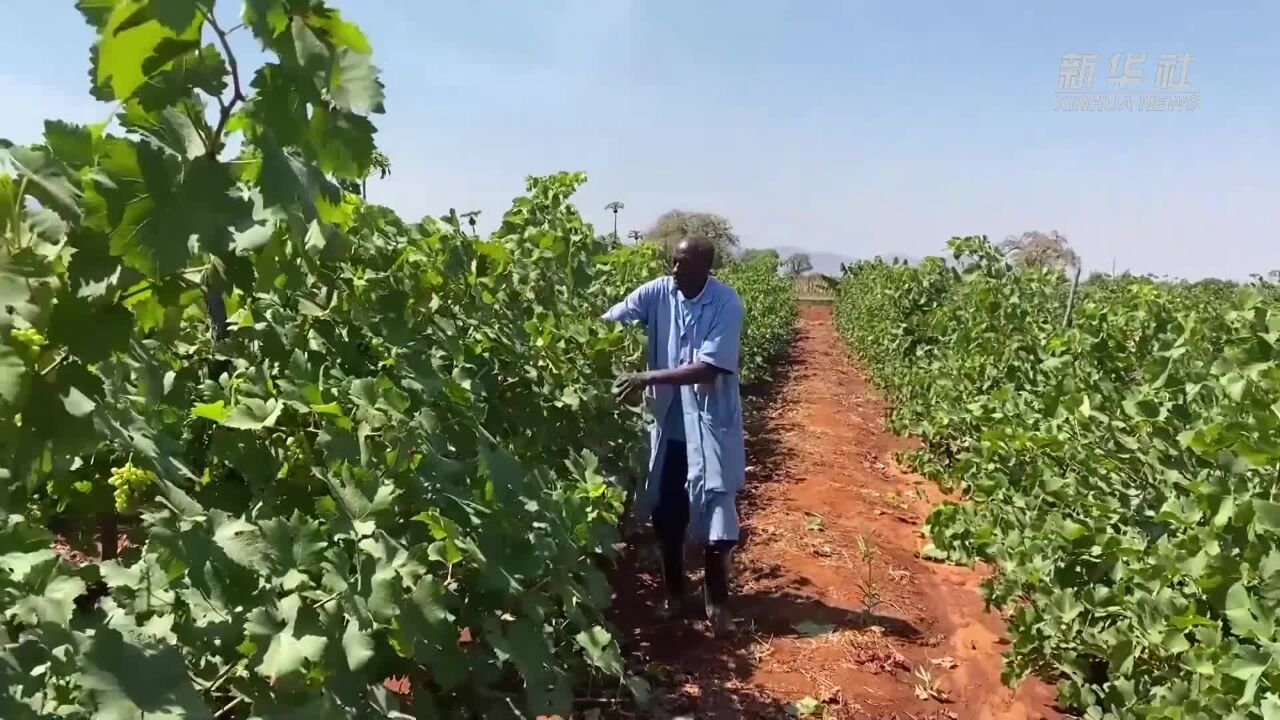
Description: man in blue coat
603,237,746,637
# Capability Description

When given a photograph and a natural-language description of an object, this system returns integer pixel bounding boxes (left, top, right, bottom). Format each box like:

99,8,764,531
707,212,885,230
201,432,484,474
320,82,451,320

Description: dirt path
610,306,1062,719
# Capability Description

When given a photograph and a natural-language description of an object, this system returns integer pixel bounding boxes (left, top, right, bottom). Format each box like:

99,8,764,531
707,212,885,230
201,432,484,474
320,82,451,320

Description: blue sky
2,1,1277,278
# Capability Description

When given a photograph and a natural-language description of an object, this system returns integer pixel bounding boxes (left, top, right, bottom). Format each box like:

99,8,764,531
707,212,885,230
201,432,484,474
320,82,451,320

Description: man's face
672,242,711,297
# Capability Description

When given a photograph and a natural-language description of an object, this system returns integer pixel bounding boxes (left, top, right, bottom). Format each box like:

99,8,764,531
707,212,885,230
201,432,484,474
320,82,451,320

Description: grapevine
837,237,1280,719
718,252,798,384
0,1,667,717
0,2,794,717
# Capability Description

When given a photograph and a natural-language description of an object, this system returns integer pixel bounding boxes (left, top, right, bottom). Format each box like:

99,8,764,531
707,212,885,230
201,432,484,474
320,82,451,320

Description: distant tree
1000,230,1081,271
783,253,813,277
1268,269,1280,283
739,248,780,264
643,210,740,266
605,201,624,239
626,229,643,243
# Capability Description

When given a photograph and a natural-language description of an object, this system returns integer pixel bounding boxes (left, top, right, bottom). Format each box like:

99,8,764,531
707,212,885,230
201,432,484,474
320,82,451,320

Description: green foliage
837,236,1280,719
0,3,666,717
738,248,779,265
0,4,793,716
786,695,827,718
719,251,797,384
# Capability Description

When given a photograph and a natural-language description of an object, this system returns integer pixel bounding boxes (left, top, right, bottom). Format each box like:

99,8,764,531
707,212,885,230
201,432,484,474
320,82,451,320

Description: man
602,237,746,637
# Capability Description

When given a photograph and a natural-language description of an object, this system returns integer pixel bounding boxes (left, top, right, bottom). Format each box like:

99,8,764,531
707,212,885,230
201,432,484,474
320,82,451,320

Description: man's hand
613,372,650,404
614,362,728,404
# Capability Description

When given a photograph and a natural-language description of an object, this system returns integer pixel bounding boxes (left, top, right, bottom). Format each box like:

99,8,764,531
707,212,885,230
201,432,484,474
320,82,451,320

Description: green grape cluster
10,327,47,348
280,433,312,481
108,463,155,511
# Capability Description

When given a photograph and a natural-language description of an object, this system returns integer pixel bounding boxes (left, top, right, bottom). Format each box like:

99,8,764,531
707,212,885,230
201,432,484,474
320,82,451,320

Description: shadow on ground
607,546,922,719
602,343,926,718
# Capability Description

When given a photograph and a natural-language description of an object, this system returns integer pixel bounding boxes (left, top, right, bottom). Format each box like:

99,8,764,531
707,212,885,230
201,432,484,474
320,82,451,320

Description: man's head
672,237,715,298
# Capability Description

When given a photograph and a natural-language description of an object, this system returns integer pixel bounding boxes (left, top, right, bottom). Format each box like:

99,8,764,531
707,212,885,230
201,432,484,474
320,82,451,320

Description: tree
626,230,643,243
643,210,740,266
605,201,624,240
783,253,813,277
739,248,780,265
1000,230,1081,271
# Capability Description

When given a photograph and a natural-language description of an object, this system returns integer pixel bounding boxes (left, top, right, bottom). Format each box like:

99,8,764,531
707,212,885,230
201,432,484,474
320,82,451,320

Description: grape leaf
0,145,82,221
135,44,228,111
308,106,375,179
330,47,385,115
76,0,116,28
221,398,282,429
260,512,327,569
306,9,372,53
0,345,25,403
1225,646,1271,704
1224,582,1273,639
44,120,96,169
257,595,328,679
0,549,58,583
1262,694,1280,720
147,0,199,33
9,575,86,626
242,0,289,39
212,513,271,569
191,400,229,422
1254,500,1280,532
342,619,374,671
80,626,211,720
122,104,207,159
94,1,201,101
573,626,622,676
48,296,133,363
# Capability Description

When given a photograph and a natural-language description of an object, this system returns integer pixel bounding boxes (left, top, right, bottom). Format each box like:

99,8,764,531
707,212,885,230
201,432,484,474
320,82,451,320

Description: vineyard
0,3,795,719
836,238,1280,719
7,3,1272,720
715,253,798,385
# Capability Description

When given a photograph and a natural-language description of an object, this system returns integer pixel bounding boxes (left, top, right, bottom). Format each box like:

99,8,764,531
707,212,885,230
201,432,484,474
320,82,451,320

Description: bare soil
608,306,1063,719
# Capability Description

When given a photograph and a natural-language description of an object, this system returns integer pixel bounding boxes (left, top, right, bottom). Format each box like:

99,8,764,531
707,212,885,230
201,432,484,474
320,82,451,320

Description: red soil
608,306,1064,719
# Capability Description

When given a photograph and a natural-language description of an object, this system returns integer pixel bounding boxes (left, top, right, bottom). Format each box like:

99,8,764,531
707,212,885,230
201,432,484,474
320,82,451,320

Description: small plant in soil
854,534,884,618
913,665,950,702
912,483,929,503
884,491,910,511
786,695,827,718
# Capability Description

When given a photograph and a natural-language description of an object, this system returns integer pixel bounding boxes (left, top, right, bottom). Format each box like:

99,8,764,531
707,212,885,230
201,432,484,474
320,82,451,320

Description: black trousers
652,441,730,605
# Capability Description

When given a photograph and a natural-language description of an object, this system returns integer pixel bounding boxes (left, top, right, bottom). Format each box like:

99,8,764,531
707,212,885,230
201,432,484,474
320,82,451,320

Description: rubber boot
704,544,736,637
658,540,688,621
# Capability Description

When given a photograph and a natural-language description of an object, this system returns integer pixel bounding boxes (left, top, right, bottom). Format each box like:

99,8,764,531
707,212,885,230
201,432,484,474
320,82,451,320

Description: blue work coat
602,276,745,544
